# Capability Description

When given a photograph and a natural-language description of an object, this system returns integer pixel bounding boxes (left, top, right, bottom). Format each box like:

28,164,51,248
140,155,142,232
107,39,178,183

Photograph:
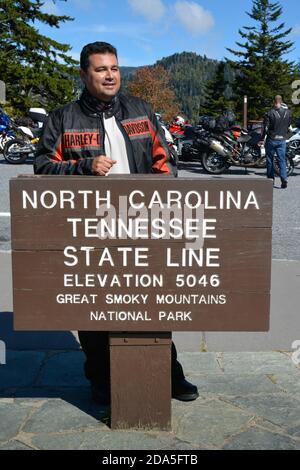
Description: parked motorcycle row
286,126,300,169
167,114,300,176
0,107,47,164
1,106,300,173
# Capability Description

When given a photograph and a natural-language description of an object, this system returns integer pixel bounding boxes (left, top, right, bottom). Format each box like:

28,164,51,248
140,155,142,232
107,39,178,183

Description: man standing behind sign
34,41,199,405
262,95,292,189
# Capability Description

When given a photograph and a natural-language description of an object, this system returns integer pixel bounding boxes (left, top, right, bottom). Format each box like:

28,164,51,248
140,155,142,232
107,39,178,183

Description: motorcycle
178,123,244,162
199,120,294,176
179,127,205,161
286,126,300,168
170,125,200,161
3,108,47,164
0,108,15,151
155,114,179,164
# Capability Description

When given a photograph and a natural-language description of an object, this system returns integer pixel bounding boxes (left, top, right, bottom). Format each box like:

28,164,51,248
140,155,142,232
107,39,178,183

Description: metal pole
243,95,248,129
0,81,6,104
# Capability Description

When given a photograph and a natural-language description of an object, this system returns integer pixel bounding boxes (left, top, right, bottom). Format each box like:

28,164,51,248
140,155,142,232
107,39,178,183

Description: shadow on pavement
0,312,110,422
0,311,79,350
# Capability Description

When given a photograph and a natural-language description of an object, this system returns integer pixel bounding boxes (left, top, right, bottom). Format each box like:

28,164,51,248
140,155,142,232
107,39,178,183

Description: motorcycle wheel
3,138,30,164
255,158,266,168
0,134,14,151
201,150,230,174
274,156,294,177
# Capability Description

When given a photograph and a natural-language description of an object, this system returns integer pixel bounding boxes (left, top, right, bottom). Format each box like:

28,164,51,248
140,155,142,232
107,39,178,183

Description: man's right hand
92,155,117,176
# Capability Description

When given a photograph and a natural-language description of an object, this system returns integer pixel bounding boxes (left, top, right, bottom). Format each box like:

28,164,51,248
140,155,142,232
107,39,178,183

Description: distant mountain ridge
121,51,234,121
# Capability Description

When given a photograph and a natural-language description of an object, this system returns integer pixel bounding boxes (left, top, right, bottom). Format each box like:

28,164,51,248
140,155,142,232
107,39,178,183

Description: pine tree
227,0,295,120
157,52,219,122
0,0,78,115
200,61,235,117
126,65,180,122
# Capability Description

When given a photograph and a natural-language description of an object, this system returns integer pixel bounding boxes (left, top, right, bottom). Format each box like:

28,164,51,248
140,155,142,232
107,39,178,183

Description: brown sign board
10,175,273,331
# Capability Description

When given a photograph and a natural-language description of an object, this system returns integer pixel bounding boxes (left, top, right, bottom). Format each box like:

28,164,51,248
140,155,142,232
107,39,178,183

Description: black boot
171,342,199,401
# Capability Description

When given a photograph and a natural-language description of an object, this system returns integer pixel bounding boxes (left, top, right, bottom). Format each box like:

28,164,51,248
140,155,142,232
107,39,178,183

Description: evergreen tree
227,0,295,120
157,52,219,122
200,61,235,117
0,0,78,115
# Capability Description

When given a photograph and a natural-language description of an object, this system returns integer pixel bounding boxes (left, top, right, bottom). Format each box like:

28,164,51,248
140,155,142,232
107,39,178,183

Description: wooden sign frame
10,175,273,430
10,175,273,332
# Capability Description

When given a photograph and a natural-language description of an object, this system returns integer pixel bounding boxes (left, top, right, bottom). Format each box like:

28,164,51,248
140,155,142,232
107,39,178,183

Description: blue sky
39,0,300,66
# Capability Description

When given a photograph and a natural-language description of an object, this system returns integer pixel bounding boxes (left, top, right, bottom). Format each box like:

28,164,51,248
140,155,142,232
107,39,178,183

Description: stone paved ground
0,351,299,450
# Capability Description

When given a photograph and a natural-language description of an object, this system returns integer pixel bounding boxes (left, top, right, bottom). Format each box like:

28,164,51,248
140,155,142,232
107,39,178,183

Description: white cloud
174,1,214,36
40,0,60,15
128,0,166,22
70,23,153,42
72,0,93,9
119,57,145,67
89,25,112,33
292,24,300,36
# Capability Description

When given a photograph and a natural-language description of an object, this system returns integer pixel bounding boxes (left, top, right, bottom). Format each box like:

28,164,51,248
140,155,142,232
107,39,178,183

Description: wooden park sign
10,175,272,331
10,175,273,429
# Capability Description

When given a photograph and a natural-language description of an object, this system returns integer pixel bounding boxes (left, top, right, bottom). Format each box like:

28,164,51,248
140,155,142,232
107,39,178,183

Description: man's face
80,53,121,102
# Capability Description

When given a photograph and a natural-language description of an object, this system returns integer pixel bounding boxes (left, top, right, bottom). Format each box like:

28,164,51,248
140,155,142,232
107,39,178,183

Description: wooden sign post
10,175,273,429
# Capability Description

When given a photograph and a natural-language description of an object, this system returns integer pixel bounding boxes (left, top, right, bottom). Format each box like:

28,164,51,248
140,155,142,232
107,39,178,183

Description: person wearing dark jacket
262,95,292,188
34,41,199,405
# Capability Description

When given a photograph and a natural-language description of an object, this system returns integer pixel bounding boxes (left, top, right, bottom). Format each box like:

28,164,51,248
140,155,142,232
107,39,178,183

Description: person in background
168,115,186,135
262,95,292,189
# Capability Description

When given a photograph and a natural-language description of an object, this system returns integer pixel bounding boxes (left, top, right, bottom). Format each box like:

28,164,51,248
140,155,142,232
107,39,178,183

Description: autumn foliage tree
126,65,180,122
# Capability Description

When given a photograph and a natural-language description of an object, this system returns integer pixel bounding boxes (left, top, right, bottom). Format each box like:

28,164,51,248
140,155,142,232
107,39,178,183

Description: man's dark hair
80,41,118,70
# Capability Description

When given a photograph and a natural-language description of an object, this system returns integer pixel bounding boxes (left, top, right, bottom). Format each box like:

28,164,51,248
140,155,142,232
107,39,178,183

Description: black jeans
78,331,185,389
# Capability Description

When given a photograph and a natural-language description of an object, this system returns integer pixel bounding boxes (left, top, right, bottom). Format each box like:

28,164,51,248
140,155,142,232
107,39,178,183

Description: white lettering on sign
166,248,220,267
90,311,152,321
22,190,111,209
63,273,164,288
159,311,192,321
63,246,149,267
21,190,259,210
156,294,227,304
66,216,216,240
56,293,98,304
105,294,149,304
